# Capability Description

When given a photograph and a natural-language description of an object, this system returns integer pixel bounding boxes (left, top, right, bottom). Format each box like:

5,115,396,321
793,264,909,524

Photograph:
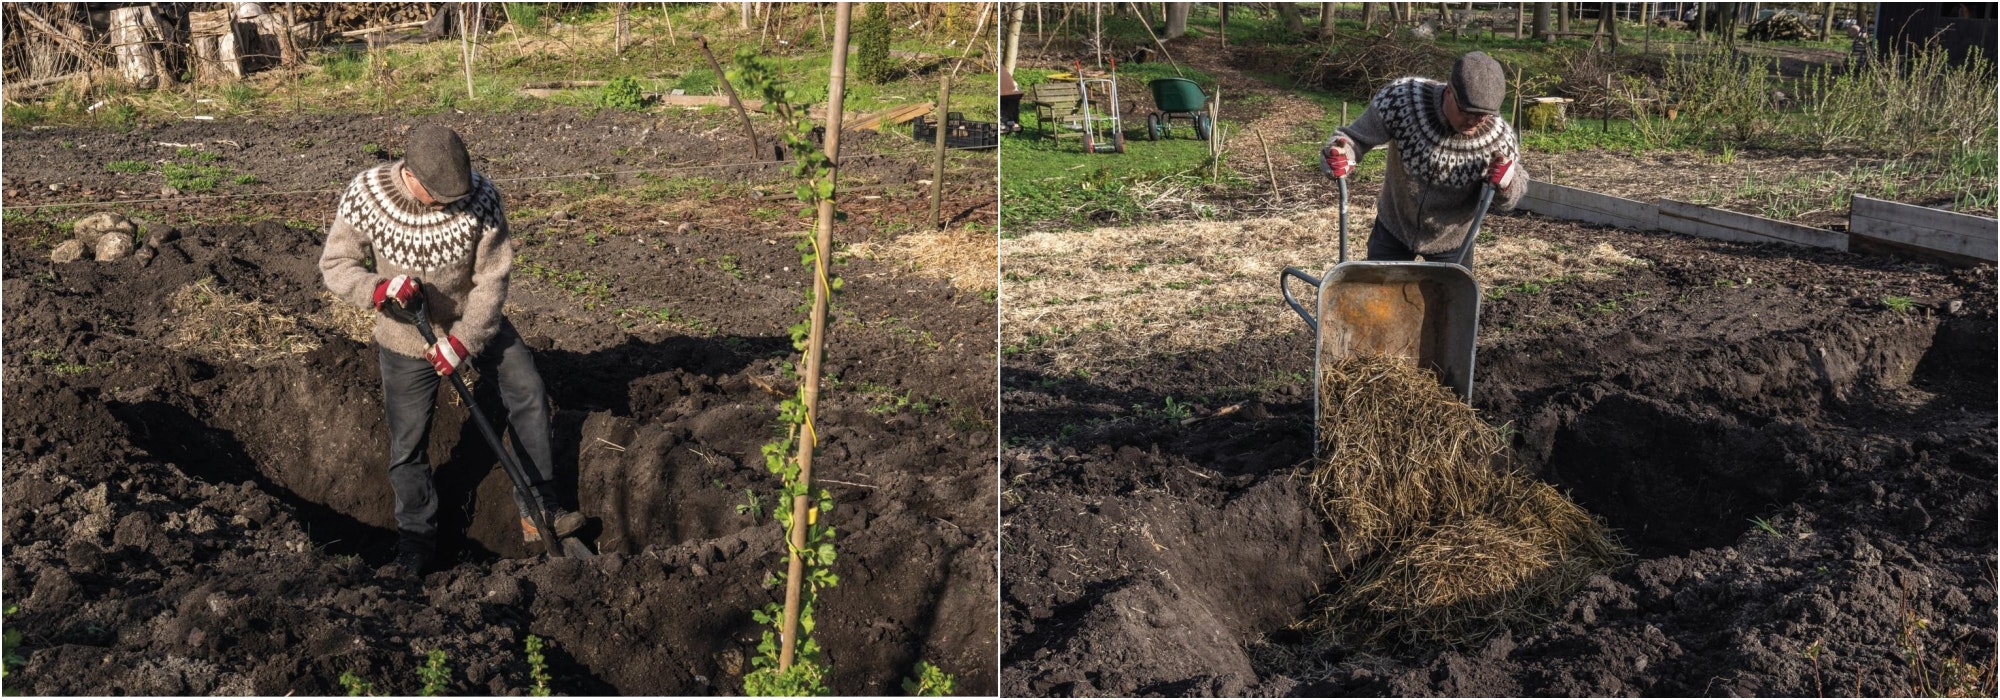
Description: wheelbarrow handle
1451,182,1497,268
389,291,568,559
1281,266,1322,333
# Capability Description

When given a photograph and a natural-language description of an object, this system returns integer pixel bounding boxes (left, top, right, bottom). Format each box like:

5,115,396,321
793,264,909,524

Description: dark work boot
386,533,433,581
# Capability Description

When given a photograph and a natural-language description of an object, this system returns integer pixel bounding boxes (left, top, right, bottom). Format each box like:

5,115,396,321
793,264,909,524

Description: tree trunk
1819,1,1835,39
1604,2,1620,51
1533,2,1551,38
1558,2,1570,32
1361,2,1374,29
1004,2,1024,76
108,6,162,88
1166,2,1189,38
1276,2,1304,35
1319,2,1336,37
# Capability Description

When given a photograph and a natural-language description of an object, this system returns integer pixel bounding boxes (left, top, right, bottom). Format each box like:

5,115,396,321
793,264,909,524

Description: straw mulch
168,278,322,361
1305,356,1626,649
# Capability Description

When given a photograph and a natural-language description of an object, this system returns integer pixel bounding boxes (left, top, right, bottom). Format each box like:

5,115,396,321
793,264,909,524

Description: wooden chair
1029,81,1086,142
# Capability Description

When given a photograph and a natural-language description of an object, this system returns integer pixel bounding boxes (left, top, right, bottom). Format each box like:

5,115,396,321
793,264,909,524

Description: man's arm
1493,157,1528,211
1327,98,1392,161
452,212,512,356
321,217,383,308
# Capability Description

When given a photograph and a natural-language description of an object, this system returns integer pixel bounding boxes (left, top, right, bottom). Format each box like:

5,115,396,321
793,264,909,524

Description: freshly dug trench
1305,357,1624,649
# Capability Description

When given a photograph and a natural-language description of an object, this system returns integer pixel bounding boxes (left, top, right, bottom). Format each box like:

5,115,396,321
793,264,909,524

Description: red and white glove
425,334,470,376
372,275,422,312
1322,135,1355,178
1488,158,1516,188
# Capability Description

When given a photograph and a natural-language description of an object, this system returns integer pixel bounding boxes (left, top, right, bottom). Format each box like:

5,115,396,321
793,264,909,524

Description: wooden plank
1852,194,1998,243
1520,180,1656,230
1851,212,1998,261
1656,199,1849,251
1849,231,1994,267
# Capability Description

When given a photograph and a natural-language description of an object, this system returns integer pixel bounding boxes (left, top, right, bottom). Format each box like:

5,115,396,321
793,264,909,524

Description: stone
94,232,134,261
50,239,87,263
73,211,137,240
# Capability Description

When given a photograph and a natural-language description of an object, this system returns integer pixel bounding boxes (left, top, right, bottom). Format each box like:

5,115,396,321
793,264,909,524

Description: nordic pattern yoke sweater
1333,77,1529,257
320,161,512,359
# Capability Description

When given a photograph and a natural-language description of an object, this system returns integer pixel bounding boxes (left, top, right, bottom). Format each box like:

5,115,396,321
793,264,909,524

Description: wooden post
1255,129,1279,203
1219,1,1227,47
1512,65,1522,131
1208,87,1221,182
1602,73,1610,133
779,0,850,673
1517,2,1526,37
695,33,764,161
1643,1,1653,54
616,2,630,53
930,73,951,230
460,4,475,98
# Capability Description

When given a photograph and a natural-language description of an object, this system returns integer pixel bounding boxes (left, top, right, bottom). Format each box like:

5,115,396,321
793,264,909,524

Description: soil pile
1305,357,1622,649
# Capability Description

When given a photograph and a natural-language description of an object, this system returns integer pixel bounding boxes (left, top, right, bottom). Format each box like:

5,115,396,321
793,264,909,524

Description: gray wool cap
405,125,473,203
1450,52,1506,115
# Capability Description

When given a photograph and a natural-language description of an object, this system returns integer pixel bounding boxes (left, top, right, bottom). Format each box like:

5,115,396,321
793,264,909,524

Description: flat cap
1450,52,1506,116
405,125,473,203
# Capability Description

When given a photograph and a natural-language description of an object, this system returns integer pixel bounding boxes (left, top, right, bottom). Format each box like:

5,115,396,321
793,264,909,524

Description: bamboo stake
695,33,764,160
779,0,850,670
663,3,677,45
930,72,951,230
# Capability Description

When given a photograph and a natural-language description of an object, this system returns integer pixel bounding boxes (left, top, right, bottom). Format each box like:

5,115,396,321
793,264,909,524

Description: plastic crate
912,112,999,150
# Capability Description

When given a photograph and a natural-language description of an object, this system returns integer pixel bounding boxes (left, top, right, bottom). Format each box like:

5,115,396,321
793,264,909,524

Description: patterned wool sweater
320,161,512,359
1334,77,1528,256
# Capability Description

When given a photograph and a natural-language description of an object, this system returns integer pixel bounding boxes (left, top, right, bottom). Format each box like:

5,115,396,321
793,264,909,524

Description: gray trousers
379,320,557,545
1366,220,1475,267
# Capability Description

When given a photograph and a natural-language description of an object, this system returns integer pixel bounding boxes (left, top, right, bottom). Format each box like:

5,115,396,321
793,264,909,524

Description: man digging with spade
321,125,585,579
1321,51,1528,266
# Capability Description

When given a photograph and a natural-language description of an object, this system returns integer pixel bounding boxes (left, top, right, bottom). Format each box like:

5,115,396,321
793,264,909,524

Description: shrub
854,2,897,84
598,76,648,111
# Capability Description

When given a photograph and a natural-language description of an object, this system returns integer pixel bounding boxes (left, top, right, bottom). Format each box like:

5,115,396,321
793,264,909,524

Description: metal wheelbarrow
1280,176,1494,450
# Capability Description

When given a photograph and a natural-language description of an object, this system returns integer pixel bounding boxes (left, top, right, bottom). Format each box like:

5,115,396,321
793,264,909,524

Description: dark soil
1000,210,1997,696
3,109,998,695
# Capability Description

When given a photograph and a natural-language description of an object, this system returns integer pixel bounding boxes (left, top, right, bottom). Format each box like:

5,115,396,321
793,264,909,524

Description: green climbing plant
902,661,957,696
730,46,842,697
4,603,24,695
418,649,451,696
524,635,552,696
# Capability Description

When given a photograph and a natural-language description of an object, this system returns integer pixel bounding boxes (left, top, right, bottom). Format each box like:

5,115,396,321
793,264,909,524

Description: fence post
930,73,951,230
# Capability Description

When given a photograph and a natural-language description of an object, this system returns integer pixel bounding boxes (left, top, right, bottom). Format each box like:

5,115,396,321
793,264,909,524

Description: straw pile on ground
1305,356,1625,649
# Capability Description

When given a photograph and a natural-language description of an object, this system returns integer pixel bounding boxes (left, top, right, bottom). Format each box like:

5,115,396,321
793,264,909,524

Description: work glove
372,275,422,313
1321,135,1355,178
425,334,470,376
1488,157,1517,189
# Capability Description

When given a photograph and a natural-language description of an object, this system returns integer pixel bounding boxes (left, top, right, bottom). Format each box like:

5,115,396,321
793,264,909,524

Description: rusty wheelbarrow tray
1281,177,1492,450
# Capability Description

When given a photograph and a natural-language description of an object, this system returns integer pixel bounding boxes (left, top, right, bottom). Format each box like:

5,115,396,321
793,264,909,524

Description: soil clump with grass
3,110,998,695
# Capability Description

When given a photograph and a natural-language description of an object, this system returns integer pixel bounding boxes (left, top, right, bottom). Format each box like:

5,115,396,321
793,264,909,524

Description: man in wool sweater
1321,51,1527,266
321,125,584,577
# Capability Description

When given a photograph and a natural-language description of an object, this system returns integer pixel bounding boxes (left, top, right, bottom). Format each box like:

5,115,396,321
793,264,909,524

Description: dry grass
1001,206,1644,372
1477,235,1647,291
313,291,377,344
849,225,997,293
168,278,320,360
1304,356,1625,649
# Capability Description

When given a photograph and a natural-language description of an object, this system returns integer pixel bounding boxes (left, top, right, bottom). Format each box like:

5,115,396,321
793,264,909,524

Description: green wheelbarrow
1146,77,1212,141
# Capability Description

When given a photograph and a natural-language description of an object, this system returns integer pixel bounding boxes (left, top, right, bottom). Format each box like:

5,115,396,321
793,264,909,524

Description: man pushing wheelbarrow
1282,52,1531,411
1320,51,1527,267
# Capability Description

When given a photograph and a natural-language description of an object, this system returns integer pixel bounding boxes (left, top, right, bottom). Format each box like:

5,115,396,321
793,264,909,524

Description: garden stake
694,32,762,161
780,0,850,672
931,72,950,230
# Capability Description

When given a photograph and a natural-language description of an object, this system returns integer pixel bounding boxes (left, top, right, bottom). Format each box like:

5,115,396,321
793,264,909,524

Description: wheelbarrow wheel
1194,114,1213,141
1147,113,1163,141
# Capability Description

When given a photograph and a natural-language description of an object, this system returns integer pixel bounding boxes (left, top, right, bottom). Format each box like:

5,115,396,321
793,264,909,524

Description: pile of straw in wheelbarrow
1303,356,1625,649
